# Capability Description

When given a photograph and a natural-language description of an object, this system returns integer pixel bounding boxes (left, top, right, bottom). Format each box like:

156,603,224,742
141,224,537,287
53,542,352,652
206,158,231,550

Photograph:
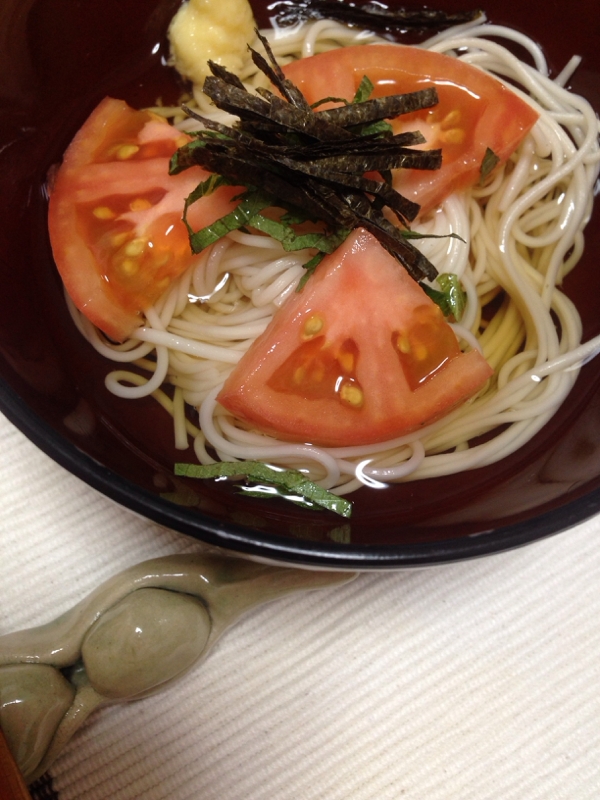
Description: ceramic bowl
1,0,599,568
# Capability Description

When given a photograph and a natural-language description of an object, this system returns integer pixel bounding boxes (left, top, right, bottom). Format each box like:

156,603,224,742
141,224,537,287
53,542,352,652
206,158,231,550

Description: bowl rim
4,0,600,569
3,376,599,569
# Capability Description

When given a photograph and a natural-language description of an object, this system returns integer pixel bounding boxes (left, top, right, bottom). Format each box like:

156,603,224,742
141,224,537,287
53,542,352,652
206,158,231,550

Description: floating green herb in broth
175,461,353,517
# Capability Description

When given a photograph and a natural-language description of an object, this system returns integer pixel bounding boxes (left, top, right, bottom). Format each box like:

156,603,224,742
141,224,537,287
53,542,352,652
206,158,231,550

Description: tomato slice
218,229,493,447
283,44,539,216
48,97,241,342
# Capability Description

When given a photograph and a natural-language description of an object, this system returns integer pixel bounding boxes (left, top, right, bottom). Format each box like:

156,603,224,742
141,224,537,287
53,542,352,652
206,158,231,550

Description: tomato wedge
283,44,539,216
48,97,241,342
218,229,493,448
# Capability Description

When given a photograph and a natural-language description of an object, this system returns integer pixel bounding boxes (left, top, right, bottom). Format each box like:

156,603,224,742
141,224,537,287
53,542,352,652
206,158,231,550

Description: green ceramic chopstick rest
0,553,353,783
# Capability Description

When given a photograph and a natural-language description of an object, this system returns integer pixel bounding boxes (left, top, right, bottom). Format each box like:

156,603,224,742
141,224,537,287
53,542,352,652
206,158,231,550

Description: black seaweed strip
254,30,287,84
203,76,354,141
356,212,439,280
279,130,427,158
317,87,439,126
207,60,246,90
318,170,420,224
179,106,282,154
180,107,253,143
280,148,442,173
250,42,312,111
271,0,483,33
271,153,421,220
310,184,437,280
253,30,313,111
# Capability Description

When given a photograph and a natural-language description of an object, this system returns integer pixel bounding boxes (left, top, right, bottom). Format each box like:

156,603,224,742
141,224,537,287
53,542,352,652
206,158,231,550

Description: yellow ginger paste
168,0,256,86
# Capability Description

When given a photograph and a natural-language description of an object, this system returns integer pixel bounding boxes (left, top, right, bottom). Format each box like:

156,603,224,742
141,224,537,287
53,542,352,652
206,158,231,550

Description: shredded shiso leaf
170,30,446,283
480,146,501,182
175,461,353,517
421,273,467,321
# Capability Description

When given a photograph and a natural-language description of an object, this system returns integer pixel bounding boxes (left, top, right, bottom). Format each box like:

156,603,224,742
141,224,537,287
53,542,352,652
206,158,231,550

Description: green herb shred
421,273,467,321
175,461,352,517
480,147,500,182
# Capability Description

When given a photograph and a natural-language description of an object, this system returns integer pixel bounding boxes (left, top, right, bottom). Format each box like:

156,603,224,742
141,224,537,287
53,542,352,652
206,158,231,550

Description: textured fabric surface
1,409,600,799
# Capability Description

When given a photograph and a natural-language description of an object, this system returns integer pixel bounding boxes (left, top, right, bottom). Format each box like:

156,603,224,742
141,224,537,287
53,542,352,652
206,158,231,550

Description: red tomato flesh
48,97,241,342
283,44,539,216
218,229,493,448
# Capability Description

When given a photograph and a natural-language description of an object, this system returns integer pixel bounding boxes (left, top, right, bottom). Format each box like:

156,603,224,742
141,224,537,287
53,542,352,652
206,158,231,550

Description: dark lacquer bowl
1,0,599,569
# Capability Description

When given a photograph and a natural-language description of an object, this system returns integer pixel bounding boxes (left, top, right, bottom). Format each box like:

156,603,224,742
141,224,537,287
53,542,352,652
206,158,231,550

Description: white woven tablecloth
1,408,600,799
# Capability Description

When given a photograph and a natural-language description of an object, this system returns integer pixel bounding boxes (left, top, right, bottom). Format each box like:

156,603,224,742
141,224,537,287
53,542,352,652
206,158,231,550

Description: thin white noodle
105,343,170,398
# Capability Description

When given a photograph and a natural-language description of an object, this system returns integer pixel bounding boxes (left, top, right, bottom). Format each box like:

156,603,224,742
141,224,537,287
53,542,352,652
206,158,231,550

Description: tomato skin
48,97,240,342
218,229,493,448
283,45,539,216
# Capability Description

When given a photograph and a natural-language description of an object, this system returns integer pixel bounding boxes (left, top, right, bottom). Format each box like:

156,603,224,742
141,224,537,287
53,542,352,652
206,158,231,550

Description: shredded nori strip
270,0,483,34
202,75,355,141
317,87,438,127
249,36,312,111
172,30,447,282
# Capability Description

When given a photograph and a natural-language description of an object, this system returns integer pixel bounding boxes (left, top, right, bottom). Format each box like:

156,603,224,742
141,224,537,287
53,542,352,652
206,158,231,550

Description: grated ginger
168,0,256,87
